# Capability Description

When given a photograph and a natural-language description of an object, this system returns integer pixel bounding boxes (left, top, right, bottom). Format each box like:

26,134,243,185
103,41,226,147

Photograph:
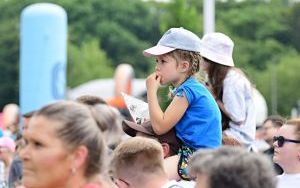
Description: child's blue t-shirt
174,77,222,149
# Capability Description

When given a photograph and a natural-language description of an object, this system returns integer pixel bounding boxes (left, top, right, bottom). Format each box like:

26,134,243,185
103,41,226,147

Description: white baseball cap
143,27,202,57
200,32,235,67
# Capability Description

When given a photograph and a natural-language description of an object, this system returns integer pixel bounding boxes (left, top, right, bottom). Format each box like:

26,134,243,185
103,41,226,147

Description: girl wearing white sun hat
200,32,256,147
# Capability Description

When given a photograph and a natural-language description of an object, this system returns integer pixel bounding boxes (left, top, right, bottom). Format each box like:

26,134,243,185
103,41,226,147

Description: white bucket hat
143,27,202,56
200,32,234,67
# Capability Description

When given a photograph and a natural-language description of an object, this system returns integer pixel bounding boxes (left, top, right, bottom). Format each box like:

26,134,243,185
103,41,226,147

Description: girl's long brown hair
205,57,231,101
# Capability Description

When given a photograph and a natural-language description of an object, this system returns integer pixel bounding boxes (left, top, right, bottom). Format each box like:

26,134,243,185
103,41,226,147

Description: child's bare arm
147,73,188,134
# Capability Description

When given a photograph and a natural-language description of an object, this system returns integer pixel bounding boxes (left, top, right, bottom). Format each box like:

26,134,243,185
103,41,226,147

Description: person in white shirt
273,118,300,188
200,32,256,147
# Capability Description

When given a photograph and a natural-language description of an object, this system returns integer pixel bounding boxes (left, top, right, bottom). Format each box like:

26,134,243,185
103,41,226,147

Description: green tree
158,0,203,34
0,0,160,109
67,39,114,87
275,54,300,116
216,0,289,70
254,50,300,116
0,0,39,108
0,19,19,107
61,0,160,76
286,2,300,52
214,0,300,116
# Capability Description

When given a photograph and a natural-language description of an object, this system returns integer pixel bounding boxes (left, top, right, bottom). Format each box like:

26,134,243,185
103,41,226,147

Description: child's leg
177,145,195,180
164,155,180,181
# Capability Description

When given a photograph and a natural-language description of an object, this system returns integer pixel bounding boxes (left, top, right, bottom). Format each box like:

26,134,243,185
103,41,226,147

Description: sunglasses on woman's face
273,136,300,147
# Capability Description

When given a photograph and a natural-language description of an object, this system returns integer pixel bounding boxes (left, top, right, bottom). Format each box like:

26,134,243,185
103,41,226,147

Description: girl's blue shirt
174,77,222,149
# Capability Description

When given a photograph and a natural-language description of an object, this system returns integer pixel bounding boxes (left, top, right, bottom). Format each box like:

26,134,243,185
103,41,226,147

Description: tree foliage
158,0,203,33
214,0,299,116
253,50,300,116
0,0,40,108
60,0,160,77
286,2,300,51
67,39,113,87
0,19,19,108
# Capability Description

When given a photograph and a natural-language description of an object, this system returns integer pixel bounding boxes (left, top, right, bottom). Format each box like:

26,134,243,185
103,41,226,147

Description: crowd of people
0,27,299,188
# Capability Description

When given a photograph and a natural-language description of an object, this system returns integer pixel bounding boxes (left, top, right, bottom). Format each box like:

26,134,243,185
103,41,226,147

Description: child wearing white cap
144,27,222,180
200,32,256,147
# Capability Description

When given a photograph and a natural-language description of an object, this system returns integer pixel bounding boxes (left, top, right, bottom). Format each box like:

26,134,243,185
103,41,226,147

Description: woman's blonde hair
35,101,105,178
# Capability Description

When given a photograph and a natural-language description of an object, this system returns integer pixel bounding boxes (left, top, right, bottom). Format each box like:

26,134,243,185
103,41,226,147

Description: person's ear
161,143,170,158
179,61,190,73
72,145,88,171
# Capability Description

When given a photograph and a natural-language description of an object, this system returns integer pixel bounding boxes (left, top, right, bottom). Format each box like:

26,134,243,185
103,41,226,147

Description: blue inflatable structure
20,3,67,114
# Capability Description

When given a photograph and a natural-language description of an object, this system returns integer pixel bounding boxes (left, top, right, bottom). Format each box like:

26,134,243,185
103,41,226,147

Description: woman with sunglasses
273,118,300,188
